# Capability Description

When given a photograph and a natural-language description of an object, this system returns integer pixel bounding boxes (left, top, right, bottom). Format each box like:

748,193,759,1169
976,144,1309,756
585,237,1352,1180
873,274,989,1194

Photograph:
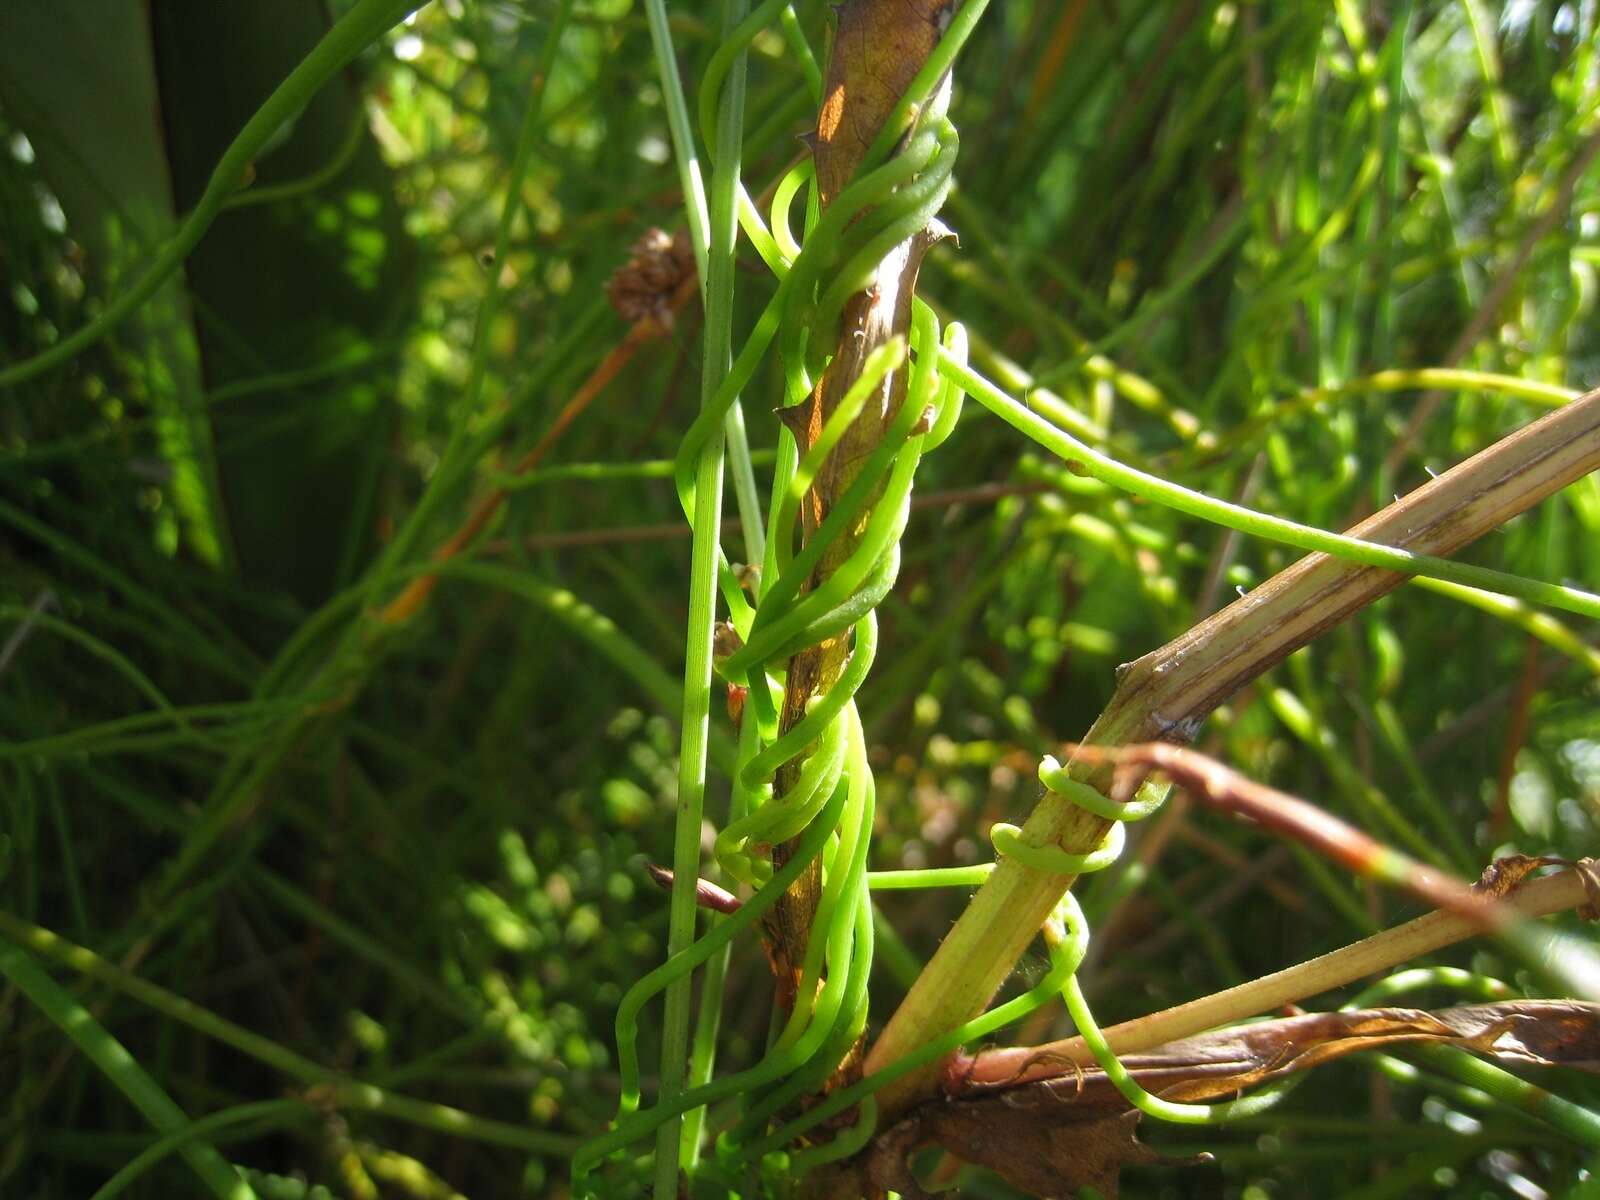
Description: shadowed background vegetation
3,1,1600,1196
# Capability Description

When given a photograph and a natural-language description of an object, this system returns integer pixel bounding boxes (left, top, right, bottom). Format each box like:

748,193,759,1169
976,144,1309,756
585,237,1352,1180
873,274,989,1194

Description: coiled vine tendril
576,2,1283,1191
573,6,968,1189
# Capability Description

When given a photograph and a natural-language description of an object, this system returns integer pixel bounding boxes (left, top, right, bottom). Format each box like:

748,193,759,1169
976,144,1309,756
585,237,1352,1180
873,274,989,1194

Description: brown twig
1067,742,1501,929
645,864,741,916
1173,821,1305,911
1084,844,1297,1000
1415,642,1579,763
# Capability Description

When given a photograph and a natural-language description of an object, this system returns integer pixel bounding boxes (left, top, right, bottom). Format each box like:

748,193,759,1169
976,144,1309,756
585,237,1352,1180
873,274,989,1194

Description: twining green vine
577,2,1600,1192
8,3,1600,1197
574,3,974,1190
1022,767,1293,1125
685,759,1294,1178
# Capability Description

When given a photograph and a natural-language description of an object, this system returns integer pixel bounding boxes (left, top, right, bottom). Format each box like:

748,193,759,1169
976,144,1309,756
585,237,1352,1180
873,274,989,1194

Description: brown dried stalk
378,263,697,626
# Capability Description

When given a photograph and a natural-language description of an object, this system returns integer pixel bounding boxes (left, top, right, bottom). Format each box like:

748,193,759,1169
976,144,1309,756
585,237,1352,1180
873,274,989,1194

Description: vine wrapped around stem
575,4,982,1191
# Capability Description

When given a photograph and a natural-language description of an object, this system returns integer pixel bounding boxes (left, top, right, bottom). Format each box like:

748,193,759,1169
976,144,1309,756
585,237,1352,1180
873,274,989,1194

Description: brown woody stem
764,0,955,1007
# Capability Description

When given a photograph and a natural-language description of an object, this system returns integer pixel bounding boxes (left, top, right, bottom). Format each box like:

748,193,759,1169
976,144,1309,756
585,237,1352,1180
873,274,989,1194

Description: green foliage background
2,1,1600,1196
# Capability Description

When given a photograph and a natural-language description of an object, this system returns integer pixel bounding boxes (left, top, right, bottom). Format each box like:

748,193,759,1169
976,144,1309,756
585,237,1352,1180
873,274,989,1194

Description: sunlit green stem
945,354,1600,620
652,0,748,1192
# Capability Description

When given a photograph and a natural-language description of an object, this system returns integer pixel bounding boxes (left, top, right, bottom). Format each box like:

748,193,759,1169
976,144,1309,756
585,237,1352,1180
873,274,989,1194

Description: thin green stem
222,100,368,210
368,0,570,587
89,1101,310,1200
652,0,748,1190
1416,1044,1600,1150
0,935,258,1200
947,355,1600,621
645,0,766,567
0,912,577,1156
642,0,711,278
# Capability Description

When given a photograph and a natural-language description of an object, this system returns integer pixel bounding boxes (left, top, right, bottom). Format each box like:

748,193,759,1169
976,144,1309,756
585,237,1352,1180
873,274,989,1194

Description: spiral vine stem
576,2,1290,1191
574,6,972,1190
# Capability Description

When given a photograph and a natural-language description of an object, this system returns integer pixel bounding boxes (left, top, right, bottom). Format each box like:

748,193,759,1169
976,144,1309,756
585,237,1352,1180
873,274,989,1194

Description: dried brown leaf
827,1002,1596,1197
1475,854,1569,900
964,1001,1600,1111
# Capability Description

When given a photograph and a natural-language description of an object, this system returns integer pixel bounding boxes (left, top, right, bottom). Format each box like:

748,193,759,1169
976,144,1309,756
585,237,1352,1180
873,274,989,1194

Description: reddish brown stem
867,388,1600,1119
1067,742,1502,929
645,864,742,915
